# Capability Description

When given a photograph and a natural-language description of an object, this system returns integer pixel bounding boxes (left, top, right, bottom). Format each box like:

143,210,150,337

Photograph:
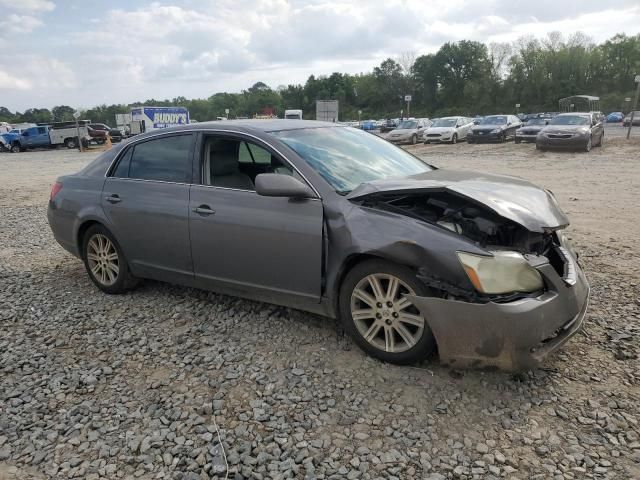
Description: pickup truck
0,125,91,152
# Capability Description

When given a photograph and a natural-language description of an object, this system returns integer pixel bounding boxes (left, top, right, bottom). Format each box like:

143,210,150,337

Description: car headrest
208,139,239,176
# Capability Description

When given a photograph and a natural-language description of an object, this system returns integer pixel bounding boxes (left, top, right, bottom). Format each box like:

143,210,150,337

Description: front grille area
427,134,441,137
548,134,572,139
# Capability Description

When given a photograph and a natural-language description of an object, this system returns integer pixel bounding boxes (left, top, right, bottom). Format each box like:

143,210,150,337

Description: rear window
112,134,193,182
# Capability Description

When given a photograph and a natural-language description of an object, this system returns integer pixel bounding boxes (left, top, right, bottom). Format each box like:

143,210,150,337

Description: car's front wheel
410,134,417,145
451,133,457,144
82,225,137,294
10,143,21,153
339,259,436,365
584,136,592,152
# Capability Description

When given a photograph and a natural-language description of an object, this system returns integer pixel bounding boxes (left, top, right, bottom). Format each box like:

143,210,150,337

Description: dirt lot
1,137,639,480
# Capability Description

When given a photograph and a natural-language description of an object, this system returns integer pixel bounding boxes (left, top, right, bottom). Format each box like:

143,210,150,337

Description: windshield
479,116,507,125
526,118,546,125
549,115,590,126
273,127,432,193
432,118,457,128
9,129,20,134
397,120,417,129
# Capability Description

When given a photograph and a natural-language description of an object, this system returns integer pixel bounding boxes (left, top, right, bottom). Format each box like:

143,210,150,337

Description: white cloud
1,0,640,111
0,56,76,90
0,0,55,12
0,14,43,35
0,71,32,90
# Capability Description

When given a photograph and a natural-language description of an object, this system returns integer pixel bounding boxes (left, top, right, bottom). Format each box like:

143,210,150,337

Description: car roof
138,119,341,137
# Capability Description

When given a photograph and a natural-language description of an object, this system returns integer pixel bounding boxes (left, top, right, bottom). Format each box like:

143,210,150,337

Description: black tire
467,138,474,144
597,132,604,147
82,224,138,294
451,133,457,144
339,259,436,365
536,143,546,151
65,137,77,149
515,137,521,144
410,134,417,145
10,143,21,153
499,133,506,143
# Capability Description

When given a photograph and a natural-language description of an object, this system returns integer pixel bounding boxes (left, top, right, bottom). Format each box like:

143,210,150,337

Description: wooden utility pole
627,75,640,140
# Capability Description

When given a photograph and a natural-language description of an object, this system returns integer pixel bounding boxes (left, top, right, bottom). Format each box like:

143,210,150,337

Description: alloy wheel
86,234,119,286
350,273,425,353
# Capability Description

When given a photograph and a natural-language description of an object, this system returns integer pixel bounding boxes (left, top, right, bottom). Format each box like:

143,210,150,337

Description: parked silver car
423,116,474,144
387,118,431,145
536,113,604,152
48,120,589,370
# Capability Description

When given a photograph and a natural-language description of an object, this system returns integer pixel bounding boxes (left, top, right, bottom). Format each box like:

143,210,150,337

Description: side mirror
255,173,315,199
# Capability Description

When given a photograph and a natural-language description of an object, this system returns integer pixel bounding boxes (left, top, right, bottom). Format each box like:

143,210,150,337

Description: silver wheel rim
350,274,425,353
586,138,591,151
87,234,119,286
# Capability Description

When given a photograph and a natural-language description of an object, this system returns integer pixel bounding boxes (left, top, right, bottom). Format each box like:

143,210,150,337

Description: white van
284,109,303,119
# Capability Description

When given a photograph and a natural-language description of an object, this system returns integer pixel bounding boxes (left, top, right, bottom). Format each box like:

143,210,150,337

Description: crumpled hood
347,169,569,233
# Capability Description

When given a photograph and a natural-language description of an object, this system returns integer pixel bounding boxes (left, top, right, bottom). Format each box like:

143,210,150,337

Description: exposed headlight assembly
457,251,544,295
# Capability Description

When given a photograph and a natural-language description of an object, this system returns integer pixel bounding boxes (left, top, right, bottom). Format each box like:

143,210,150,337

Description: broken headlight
457,251,544,295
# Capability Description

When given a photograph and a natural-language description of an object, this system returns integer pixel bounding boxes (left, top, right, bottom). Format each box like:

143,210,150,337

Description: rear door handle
193,205,215,215
105,194,121,204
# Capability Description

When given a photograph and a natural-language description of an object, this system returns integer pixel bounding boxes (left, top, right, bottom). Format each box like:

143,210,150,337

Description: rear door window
126,134,194,183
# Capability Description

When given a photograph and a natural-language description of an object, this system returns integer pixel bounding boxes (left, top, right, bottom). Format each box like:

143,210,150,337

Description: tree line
1,32,639,126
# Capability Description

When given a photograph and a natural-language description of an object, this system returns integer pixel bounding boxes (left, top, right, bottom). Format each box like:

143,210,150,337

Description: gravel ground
1,137,639,480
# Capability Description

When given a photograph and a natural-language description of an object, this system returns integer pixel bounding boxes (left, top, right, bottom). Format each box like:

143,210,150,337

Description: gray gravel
1,144,639,479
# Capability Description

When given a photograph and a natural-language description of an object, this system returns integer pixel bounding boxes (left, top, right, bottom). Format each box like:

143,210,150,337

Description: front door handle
193,205,215,215
105,194,121,204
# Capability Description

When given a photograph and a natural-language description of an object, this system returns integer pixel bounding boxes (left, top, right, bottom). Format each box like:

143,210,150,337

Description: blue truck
0,124,91,152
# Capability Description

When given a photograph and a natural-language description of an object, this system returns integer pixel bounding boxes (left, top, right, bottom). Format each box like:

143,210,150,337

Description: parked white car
423,116,474,144
387,118,432,145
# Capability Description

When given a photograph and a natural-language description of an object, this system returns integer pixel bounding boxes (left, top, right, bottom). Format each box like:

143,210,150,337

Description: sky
0,0,639,112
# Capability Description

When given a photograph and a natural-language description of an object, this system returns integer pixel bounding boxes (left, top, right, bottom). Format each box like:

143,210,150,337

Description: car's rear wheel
339,259,436,365
82,225,137,294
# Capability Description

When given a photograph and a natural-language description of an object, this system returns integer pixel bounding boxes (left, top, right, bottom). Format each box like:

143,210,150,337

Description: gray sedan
48,120,589,370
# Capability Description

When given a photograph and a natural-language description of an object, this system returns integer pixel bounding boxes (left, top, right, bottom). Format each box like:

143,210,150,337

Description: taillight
50,182,63,201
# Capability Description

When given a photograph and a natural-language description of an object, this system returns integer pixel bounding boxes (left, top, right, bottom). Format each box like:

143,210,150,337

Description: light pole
627,75,640,140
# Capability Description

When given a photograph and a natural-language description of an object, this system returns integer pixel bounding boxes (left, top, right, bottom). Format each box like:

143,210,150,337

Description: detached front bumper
408,254,589,371
516,133,538,142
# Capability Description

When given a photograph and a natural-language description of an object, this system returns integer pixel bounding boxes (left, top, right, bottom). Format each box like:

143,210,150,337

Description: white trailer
284,109,303,119
316,100,339,122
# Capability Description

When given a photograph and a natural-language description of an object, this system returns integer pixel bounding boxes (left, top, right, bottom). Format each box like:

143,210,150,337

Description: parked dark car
380,119,398,133
536,112,604,152
90,123,124,142
467,115,522,143
622,111,640,127
47,120,589,370
515,117,548,143
87,126,109,144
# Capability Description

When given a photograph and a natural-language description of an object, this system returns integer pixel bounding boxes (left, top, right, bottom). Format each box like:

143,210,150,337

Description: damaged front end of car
345,171,590,370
